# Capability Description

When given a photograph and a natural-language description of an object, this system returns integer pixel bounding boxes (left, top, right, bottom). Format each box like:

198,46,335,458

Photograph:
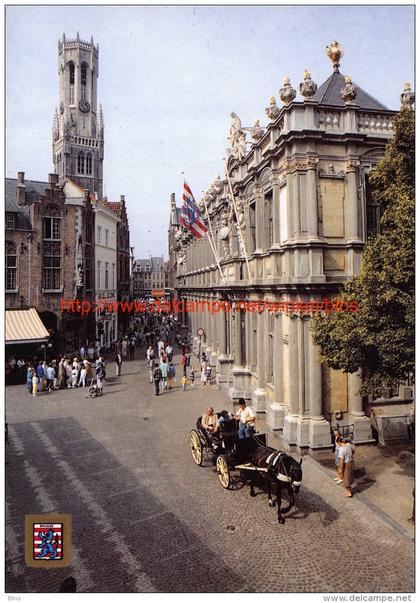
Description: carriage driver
201,407,219,435
235,398,256,439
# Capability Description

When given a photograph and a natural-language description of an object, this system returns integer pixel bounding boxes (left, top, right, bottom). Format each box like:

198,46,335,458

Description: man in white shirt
235,398,256,439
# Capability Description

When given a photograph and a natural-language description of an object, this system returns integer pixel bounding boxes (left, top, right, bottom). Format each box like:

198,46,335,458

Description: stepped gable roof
311,71,388,111
100,199,123,217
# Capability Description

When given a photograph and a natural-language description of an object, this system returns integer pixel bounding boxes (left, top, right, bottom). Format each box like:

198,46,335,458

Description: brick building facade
6,173,95,351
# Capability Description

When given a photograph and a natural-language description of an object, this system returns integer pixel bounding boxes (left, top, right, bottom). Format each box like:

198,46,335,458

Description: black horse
248,446,303,524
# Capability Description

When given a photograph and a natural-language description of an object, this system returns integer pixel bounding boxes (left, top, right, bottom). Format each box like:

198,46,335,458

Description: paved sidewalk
313,443,415,540
5,352,414,593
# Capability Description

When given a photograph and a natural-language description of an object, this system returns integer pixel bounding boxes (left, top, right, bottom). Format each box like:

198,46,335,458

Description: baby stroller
88,378,102,398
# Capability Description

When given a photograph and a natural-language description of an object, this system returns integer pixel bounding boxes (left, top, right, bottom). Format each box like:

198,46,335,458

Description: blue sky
6,5,414,259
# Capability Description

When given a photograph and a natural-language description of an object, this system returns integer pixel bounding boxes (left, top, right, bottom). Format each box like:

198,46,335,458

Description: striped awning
6,308,50,344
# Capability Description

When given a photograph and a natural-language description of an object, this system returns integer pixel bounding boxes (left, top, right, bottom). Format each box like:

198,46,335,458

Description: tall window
105,229,109,247
97,225,101,244
105,262,109,289
365,174,381,238
97,260,101,289
81,63,87,99
78,152,85,175
43,212,61,240
112,263,115,289
69,62,75,104
6,242,17,291
265,192,273,248
43,249,61,290
249,201,256,252
6,213,15,230
86,153,92,175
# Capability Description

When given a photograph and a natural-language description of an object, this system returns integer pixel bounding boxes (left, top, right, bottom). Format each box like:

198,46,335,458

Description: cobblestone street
6,354,414,593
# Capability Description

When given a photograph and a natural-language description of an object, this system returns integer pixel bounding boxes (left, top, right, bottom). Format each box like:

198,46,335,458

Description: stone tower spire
52,33,104,198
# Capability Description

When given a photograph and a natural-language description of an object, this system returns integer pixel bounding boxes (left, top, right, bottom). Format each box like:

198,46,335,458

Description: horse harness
266,451,301,486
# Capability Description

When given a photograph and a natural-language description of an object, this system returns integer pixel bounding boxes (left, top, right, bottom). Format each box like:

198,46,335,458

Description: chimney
120,194,125,203
16,172,26,205
48,173,59,185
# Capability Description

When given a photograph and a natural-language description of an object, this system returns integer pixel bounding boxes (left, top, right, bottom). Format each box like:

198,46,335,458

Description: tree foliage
311,107,415,397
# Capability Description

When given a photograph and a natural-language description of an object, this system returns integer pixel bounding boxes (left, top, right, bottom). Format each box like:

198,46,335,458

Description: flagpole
203,195,225,284
224,160,253,284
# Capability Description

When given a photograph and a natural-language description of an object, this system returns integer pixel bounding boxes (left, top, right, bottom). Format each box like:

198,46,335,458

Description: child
190,368,195,387
181,374,188,391
205,365,212,386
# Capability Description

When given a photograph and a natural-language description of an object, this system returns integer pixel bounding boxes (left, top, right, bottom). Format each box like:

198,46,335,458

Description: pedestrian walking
129,341,135,361
168,362,175,389
200,359,207,386
26,365,34,394
190,368,195,387
160,358,169,391
36,361,44,392
332,429,342,482
165,343,173,363
339,438,356,497
115,352,122,376
205,365,212,386
46,364,55,390
32,372,39,396
96,363,106,395
153,363,162,396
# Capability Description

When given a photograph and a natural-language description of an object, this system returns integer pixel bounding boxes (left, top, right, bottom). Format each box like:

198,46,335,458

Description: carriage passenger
218,410,234,428
201,407,219,435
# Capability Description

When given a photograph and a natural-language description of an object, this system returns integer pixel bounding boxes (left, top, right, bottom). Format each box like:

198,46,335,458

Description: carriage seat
219,417,238,451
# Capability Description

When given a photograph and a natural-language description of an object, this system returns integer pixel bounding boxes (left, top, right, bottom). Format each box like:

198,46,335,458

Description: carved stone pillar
217,310,232,387
271,174,281,247
346,160,361,242
283,315,299,445
348,370,373,443
306,158,320,240
252,310,267,411
308,323,331,447
267,311,286,430
285,168,294,242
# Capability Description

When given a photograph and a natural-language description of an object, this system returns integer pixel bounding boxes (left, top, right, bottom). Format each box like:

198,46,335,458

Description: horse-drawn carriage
189,411,303,523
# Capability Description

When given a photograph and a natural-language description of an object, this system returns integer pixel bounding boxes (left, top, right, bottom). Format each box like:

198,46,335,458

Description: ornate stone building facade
170,43,408,450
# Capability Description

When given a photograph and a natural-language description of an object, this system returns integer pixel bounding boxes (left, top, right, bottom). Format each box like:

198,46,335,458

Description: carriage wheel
216,455,231,489
190,430,203,466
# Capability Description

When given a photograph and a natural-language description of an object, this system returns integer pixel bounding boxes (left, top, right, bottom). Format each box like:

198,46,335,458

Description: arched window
6,241,17,291
68,62,75,104
78,152,85,175
81,63,87,99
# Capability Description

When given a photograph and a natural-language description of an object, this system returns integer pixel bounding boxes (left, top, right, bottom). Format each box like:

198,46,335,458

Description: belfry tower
52,32,104,197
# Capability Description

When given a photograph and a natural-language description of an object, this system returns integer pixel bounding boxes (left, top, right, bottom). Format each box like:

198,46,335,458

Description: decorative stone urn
279,77,296,105
299,70,317,99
